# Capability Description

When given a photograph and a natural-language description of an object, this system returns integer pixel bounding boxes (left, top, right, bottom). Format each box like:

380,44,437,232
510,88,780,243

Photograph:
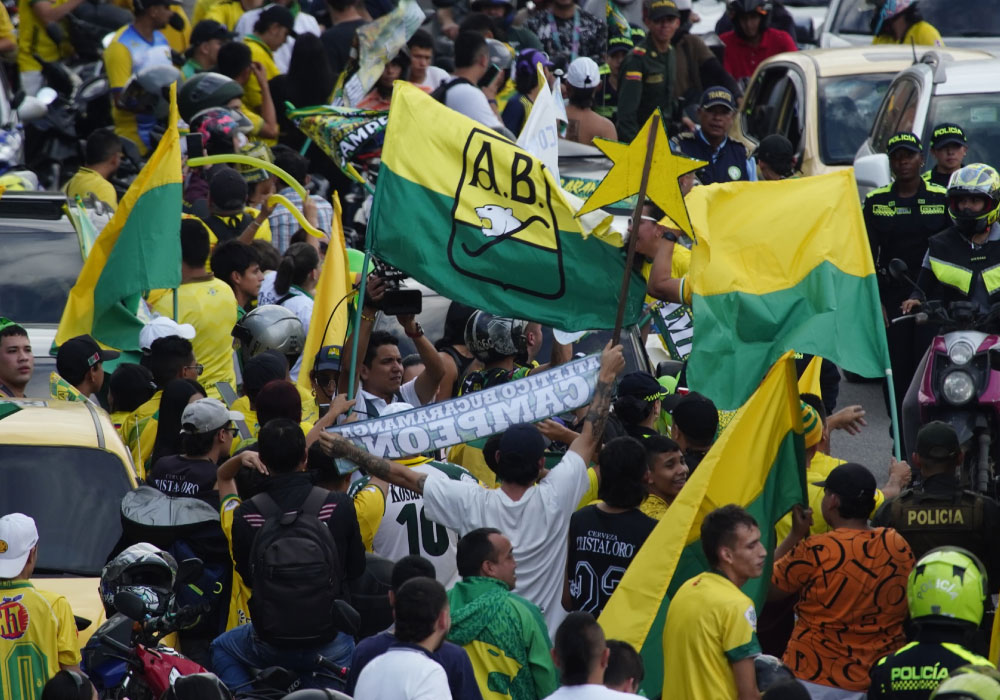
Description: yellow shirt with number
0,580,81,700
151,277,238,400
662,571,761,700
64,167,119,211
220,494,252,630
17,0,71,72
242,35,280,114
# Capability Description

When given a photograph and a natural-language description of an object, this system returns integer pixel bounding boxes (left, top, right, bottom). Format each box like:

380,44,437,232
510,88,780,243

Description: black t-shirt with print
149,454,218,497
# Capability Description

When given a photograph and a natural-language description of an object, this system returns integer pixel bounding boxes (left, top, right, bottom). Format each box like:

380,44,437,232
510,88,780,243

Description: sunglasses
628,215,661,228
185,363,205,376
316,371,338,388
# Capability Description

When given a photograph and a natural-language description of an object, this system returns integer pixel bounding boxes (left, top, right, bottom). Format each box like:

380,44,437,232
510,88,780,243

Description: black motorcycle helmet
161,673,232,700
464,311,528,364
728,0,771,38
178,72,244,123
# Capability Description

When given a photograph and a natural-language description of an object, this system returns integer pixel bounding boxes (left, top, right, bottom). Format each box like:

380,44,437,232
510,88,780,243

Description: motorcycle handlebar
314,655,348,680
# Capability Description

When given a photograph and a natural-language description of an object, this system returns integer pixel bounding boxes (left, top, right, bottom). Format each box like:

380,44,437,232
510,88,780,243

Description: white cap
0,514,39,578
565,57,601,89
140,316,196,352
180,398,244,434
379,402,416,417
674,0,692,10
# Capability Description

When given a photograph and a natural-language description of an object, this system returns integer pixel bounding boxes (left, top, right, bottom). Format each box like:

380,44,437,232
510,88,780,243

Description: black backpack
247,487,344,648
430,76,473,105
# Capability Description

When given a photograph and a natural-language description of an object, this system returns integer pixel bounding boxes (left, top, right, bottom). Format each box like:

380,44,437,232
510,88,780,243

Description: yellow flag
797,355,823,399
296,193,353,394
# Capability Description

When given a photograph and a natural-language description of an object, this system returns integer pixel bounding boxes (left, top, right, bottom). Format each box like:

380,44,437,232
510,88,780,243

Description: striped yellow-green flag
684,169,890,410
55,84,183,353
297,193,353,393
369,82,646,331
598,351,806,696
798,354,823,398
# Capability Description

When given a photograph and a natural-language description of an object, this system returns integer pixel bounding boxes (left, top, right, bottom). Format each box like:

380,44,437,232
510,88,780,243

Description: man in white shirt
319,341,625,631
435,31,507,133
354,328,446,419
545,612,637,699
353,576,454,700
407,28,449,93
234,0,320,72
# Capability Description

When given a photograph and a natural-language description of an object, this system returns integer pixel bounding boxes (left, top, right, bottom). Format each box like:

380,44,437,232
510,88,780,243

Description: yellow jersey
17,0,72,72
242,35,280,114
63,167,118,211
0,580,81,700
228,395,315,453
873,20,943,46
663,571,760,700
162,4,191,56
120,388,162,478
192,0,222,23
639,492,670,520
204,0,244,30
220,494,252,630
0,4,15,45
151,277,238,400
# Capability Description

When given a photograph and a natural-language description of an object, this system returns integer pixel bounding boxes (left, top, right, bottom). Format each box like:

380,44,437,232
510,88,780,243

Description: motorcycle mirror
16,95,47,122
176,558,204,586
888,258,909,281
113,591,148,621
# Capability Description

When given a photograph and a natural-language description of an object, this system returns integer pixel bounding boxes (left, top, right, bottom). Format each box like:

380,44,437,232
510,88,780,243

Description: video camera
372,257,422,316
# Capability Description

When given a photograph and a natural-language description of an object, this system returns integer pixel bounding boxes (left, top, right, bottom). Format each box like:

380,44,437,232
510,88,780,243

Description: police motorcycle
890,258,1000,496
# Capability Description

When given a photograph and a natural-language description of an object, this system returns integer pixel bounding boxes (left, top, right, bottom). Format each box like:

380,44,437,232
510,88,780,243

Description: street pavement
829,375,895,485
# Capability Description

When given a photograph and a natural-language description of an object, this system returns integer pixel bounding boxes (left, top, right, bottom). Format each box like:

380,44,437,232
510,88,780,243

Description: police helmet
464,311,528,363
931,665,1000,699
178,72,244,123
99,542,177,618
947,164,1000,237
232,304,305,367
907,546,988,627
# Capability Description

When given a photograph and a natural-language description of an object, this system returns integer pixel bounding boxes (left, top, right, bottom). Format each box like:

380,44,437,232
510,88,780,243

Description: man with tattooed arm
319,342,625,633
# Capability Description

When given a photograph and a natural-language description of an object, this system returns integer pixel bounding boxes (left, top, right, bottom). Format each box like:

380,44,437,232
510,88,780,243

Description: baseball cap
515,48,554,79
180,397,243,434
754,134,795,175
916,420,960,460
646,0,680,20
887,131,922,155
931,123,967,149
140,316,196,352
812,462,876,503
618,371,668,402
209,166,248,212
0,514,39,578
499,423,546,464
700,86,736,112
56,335,120,380
314,345,343,372
608,33,634,55
566,56,601,89
190,19,236,46
669,392,718,445
258,4,297,36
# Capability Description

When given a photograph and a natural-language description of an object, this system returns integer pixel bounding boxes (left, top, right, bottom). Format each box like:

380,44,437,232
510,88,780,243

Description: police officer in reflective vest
864,131,949,421
869,547,993,699
676,86,756,184
872,422,1000,593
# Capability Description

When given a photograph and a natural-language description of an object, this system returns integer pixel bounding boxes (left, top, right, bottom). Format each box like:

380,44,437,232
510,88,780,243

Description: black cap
190,20,236,46
887,131,922,155
56,335,120,380
646,0,680,20
754,134,795,176
700,86,736,112
498,423,546,464
916,420,960,460
258,4,297,36
209,166,248,212
812,462,876,503
930,123,967,149
617,372,668,402
668,392,718,445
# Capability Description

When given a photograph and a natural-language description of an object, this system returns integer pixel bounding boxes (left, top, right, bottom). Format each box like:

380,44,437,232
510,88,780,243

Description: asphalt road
828,375,895,485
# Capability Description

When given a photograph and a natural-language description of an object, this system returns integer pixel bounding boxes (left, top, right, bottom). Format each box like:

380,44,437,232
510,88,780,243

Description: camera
371,257,422,316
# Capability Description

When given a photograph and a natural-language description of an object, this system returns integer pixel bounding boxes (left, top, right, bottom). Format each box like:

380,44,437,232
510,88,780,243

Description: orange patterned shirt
771,527,914,691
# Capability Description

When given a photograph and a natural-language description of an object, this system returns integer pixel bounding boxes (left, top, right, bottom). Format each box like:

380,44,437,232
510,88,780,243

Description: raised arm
568,342,625,463
318,432,428,494
400,314,447,405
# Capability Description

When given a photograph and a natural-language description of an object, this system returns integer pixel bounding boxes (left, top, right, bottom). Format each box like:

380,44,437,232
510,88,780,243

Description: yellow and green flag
55,85,183,353
598,351,806,696
297,193,353,394
369,82,646,331
685,169,890,409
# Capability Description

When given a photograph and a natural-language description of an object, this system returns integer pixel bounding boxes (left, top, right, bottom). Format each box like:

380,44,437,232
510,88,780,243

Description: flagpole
612,114,659,346
885,368,903,460
346,250,371,401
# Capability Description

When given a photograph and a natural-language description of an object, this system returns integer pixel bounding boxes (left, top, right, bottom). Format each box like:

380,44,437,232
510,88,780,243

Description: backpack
247,487,345,648
430,76,473,105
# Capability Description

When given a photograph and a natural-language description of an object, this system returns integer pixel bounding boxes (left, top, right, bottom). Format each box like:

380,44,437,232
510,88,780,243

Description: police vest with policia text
887,488,987,558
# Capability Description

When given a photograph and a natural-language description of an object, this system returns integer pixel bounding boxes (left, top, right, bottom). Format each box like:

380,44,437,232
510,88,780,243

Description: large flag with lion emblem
368,82,646,331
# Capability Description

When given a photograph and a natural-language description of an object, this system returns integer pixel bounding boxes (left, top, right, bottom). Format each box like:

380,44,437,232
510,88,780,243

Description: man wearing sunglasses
149,397,243,498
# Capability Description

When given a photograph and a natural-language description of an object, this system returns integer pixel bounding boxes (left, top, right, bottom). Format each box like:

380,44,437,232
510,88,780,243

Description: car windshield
818,74,894,164
0,445,131,576
923,94,1000,169
831,0,1000,36
0,227,81,324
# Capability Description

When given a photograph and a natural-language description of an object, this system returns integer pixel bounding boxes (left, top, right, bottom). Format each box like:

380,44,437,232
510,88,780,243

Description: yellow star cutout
577,111,707,237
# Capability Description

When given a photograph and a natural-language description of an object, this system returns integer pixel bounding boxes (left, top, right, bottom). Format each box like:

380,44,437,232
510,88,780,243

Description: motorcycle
890,258,1000,495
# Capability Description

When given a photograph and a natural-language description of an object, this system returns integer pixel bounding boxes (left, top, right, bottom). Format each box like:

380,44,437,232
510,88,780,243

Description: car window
743,66,805,153
871,77,920,152
831,0,1000,37
924,94,1000,172
818,74,894,164
0,444,132,575
0,227,82,324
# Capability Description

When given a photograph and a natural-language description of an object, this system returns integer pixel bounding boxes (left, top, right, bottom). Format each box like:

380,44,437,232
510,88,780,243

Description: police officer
924,123,969,189
869,547,993,699
873,422,1000,592
616,0,680,142
676,86,756,184
864,131,949,418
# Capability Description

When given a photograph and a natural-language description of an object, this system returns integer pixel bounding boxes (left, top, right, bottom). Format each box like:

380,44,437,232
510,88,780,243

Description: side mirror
888,258,909,281
113,591,147,621
176,558,204,586
17,95,47,122
854,153,891,196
